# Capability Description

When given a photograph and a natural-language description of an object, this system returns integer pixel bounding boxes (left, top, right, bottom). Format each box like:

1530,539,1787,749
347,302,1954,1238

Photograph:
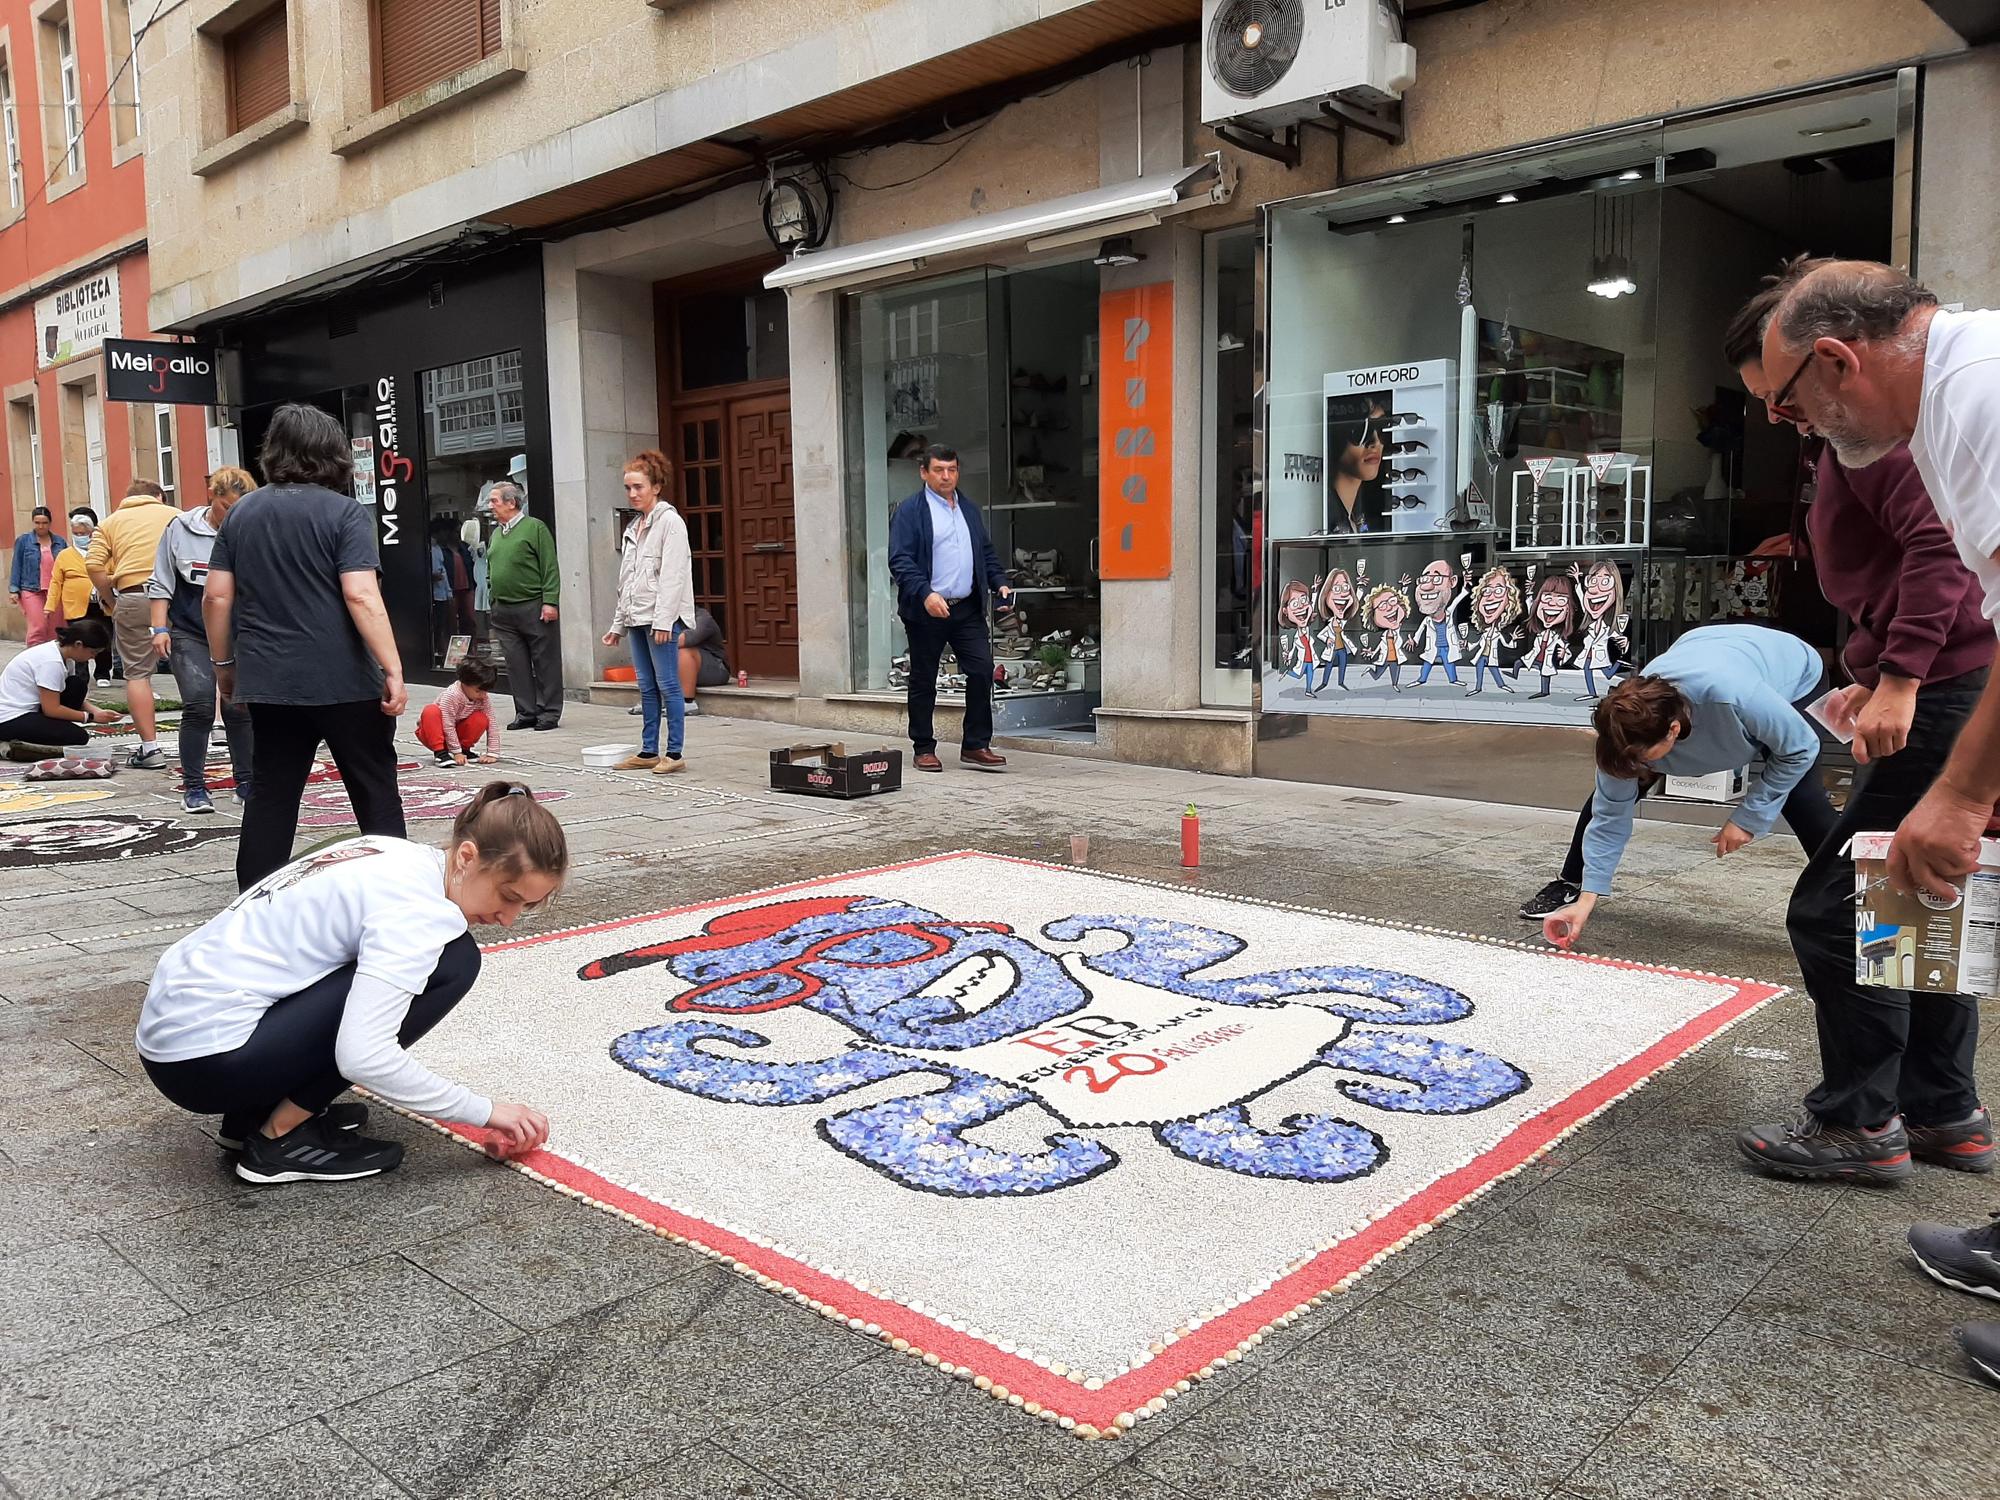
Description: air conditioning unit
1201,0,1418,131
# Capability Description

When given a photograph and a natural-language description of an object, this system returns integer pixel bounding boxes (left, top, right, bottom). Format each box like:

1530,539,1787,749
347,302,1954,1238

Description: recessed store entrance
656,271,798,680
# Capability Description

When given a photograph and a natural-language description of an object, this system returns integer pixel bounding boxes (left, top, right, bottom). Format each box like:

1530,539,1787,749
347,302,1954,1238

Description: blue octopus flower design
585,895,1529,1198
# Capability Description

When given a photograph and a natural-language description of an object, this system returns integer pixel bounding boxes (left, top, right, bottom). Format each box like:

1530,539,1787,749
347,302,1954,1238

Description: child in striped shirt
417,659,501,767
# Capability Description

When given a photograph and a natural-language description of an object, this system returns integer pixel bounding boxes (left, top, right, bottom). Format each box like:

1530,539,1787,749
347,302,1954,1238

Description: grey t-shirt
684,605,728,677
208,483,384,705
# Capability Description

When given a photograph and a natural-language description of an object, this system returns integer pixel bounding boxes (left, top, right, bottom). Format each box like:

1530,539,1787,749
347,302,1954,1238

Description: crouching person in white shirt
135,782,566,1185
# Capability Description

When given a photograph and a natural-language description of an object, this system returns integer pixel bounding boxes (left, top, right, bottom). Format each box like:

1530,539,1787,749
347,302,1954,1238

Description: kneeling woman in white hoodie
137,782,566,1184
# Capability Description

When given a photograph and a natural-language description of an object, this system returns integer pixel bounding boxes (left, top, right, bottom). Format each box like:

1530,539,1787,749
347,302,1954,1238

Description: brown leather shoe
959,747,1007,771
913,752,944,772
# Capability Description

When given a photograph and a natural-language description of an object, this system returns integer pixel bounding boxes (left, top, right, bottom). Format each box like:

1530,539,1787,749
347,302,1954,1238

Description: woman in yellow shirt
49,540,92,624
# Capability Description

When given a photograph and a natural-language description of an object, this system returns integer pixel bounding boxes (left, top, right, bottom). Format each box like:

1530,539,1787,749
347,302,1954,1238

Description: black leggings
0,661,90,745
141,934,480,1131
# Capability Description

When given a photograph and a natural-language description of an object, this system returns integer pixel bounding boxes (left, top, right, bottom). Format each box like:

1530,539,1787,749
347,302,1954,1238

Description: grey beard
1826,432,1897,469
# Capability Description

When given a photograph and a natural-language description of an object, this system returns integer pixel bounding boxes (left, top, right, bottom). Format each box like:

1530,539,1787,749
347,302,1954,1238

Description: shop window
841,262,1103,722
39,6,84,182
1202,228,1256,705
372,0,499,109
1,54,22,209
419,348,526,674
106,0,140,149
224,3,290,136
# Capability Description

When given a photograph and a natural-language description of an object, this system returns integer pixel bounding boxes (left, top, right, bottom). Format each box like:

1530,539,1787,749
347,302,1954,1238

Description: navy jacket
887,488,1009,623
10,531,66,594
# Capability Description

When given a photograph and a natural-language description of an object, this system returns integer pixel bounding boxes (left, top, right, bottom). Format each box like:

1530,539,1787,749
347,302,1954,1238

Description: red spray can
1181,803,1201,868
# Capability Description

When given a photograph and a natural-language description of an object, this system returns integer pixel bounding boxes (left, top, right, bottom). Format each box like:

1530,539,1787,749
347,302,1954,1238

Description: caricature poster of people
1260,541,1635,724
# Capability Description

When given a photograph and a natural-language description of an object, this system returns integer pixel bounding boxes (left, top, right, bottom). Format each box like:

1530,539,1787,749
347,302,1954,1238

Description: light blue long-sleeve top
1581,624,1823,896
925,487,973,600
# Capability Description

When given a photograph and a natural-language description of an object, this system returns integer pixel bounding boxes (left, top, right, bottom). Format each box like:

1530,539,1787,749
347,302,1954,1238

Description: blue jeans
628,624,686,758
168,629,254,796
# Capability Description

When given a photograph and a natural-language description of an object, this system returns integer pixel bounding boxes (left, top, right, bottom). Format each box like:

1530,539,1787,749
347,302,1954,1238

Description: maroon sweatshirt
1808,443,1994,689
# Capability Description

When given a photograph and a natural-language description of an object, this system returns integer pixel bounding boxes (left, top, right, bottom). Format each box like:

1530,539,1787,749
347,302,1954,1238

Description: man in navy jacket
888,445,1012,772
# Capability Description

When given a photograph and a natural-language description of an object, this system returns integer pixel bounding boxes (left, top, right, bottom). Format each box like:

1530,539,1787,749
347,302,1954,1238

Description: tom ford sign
104,339,219,404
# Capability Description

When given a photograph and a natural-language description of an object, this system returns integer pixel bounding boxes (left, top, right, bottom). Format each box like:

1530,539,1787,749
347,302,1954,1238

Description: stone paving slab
0,665,1996,1497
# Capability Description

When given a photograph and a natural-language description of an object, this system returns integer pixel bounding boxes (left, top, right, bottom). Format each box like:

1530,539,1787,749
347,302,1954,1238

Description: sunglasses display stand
1321,358,1458,534
1507,455,1652,550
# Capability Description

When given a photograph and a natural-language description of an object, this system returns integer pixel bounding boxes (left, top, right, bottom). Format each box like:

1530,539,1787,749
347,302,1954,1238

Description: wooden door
725,393,798,677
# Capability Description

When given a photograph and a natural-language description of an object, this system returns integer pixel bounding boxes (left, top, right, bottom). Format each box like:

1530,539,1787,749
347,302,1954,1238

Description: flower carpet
416,852,1783,1438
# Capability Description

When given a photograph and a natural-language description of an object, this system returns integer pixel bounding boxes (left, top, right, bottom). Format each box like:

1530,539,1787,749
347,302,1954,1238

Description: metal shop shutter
374,0,500,108
225,3,290,135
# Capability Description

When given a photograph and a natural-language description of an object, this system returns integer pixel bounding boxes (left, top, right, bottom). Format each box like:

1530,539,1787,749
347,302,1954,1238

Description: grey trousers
492,601,564,723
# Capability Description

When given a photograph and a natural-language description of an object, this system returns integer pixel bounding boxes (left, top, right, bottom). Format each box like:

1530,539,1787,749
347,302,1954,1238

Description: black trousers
141,934,480,1130
491,601,564,724
904,597,994,754
238,700,407,891
1791,671,1986,1129
0,661,89,745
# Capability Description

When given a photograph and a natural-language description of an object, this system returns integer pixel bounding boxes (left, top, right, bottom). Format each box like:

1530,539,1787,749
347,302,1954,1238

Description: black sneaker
1737,1111,1913,1184
432,750,456,768
1519,879,1581,920
235,1116,403,1184
1908,1214,2000,1301
217,1101,369,1152
1957,1322,2000,1384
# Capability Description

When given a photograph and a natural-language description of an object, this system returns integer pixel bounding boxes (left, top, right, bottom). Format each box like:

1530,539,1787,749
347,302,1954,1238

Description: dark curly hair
259,403,354,493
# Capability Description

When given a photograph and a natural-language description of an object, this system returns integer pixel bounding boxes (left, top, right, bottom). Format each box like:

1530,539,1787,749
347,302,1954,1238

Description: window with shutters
372,0,500,109
224,3,289,136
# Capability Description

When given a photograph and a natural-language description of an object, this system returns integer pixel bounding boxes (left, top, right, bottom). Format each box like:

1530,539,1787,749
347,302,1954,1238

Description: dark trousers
0,661,90,745
491,601,564,723
238,700,407,891
904,597,994,755
1791,671,1986,1129
141,934,480,1130
167,630,253,796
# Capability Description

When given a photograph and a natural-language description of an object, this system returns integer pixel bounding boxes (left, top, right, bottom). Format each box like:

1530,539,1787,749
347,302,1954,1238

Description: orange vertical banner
1098,283,1174,579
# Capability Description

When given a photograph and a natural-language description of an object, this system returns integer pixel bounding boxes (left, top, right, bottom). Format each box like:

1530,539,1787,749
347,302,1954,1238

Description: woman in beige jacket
601,449,697,772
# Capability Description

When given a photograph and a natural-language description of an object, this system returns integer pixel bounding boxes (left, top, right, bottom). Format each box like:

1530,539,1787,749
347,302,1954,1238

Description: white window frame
56,18,81,176
24,398,41,505
0,57,20,209
153,404,175,504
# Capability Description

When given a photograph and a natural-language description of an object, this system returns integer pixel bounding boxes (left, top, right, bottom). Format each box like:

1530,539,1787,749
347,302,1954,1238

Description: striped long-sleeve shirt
435,682,499,756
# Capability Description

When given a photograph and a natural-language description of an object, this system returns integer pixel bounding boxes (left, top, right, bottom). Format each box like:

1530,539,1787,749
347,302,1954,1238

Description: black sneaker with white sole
1958,1322,2000,1385
217,1100,369,1152
1519,879,1581,921
234,1116,403,1184
1908,1213,2000,1301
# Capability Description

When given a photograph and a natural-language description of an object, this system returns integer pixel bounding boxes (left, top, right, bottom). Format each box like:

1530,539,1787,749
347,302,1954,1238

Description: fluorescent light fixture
1386,214,1407,224
1800,118,1871,138
1617,169,1643,181
1496,193,1519,203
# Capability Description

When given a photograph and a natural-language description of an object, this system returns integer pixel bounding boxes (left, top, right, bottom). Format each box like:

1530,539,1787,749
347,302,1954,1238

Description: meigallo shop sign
35,269,122,368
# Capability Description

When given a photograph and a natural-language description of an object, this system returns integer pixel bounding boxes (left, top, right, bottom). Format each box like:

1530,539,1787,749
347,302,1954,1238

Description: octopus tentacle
1318,1026,1529,1114
1044,914,1471,1023
609,1021,923,1105
819,1072,1117,1197
1154,1105,1385,1182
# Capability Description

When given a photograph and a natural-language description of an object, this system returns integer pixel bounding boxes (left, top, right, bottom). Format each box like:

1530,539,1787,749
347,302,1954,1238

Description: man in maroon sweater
1724,282,1996,1182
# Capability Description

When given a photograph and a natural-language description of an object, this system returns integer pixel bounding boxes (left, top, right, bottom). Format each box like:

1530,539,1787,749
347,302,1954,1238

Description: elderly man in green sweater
485,481,564,730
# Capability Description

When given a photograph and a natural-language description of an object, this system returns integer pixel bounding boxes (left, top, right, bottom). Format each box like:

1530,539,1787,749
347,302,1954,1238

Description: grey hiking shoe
1738,1111,1913,1184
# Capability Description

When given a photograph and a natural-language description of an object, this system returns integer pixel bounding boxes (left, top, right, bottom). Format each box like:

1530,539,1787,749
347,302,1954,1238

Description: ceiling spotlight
1496,193,1519,203
1617,169,1643,181
1386,213,1407,224
1093,235,1144,268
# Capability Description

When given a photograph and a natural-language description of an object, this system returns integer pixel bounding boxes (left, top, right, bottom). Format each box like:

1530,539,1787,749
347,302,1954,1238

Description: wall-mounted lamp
1093,235,1145,267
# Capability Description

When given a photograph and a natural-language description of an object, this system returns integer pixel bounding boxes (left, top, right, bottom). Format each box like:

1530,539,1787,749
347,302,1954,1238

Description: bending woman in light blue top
1540,624,1839,948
